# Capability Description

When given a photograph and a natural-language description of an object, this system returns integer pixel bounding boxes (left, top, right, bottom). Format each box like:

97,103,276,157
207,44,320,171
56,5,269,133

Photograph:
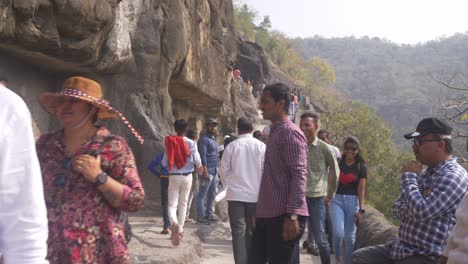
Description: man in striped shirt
248,83,309,264
351,117,468,264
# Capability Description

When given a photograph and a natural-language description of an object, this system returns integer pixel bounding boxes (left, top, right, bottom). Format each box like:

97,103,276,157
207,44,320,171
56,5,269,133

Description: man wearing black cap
351,117,468,264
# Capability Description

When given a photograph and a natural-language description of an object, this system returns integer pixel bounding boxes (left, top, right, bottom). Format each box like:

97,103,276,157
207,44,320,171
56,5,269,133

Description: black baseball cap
206,118,218,125
404,117,452,139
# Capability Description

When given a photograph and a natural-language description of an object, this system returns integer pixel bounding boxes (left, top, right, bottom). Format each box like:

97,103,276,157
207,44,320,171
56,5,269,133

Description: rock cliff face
0,0,259,210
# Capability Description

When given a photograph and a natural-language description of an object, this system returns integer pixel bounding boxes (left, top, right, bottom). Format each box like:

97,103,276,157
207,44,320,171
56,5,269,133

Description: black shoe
207,214,220,222
302,240,309,250
307,245,319,256
196,218,211,225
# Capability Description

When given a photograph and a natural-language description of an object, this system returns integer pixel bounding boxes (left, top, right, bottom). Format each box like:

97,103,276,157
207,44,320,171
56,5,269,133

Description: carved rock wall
0,0,258,211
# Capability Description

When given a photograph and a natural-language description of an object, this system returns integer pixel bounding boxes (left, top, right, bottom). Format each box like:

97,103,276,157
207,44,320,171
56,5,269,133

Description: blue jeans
291,241,300,264
196,173,217,219
329,194,359,264
160,177,170,228
326,206,333,249
307,197,331,264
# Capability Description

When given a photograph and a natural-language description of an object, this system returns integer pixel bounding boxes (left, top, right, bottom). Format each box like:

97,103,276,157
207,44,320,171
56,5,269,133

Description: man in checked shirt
351,117,468,264
248,83,309,264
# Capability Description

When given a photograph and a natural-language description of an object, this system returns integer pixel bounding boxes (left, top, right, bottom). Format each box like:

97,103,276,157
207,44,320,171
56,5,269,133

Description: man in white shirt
219,117,266,264
162,119,203,246
0,78,49,263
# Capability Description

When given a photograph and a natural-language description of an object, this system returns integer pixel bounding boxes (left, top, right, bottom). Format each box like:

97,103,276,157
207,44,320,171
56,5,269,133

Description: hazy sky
245,0,468,44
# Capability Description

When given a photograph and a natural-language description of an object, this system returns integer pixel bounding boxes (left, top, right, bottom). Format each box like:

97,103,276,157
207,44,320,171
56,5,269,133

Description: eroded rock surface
0,0,258,211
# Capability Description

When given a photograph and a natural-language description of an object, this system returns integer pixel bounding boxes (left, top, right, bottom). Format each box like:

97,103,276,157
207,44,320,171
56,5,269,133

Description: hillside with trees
290,35,468,150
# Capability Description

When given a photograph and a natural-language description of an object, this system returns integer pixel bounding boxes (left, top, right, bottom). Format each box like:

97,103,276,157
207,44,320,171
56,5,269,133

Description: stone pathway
129,214,321,263
199,221,321,264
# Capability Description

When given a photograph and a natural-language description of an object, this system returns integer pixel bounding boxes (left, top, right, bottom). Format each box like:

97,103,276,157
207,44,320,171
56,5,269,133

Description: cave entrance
168,80,221,134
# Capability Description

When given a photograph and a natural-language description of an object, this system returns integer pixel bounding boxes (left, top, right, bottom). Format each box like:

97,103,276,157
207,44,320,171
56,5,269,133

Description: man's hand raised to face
401,160,423,175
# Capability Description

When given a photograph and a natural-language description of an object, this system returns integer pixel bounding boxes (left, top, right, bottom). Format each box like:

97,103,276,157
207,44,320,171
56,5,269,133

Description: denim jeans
196,173,217,219
326,205,333,249
307,221,317,247
160,177,170,229
307,196,331,264
291,241,300,264
228,201,256,264
248,215,306,264
329,194,359,264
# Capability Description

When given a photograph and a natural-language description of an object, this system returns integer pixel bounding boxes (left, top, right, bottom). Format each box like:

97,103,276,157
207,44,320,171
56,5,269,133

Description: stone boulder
235,35,270,96
355,206,398,249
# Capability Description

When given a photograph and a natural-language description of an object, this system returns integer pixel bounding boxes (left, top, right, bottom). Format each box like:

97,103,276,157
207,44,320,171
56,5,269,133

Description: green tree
305,57,336,88
234,4,257,40
258,15,271,30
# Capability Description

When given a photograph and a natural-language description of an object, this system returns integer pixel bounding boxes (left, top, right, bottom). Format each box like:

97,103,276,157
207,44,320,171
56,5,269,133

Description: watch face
97,173,108,184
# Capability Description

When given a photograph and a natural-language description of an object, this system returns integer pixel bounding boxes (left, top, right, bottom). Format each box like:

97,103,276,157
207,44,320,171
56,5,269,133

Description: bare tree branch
428,74,468,91
454,149,467,164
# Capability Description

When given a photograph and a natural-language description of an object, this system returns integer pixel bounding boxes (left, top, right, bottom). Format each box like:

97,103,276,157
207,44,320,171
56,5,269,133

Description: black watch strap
359,209,365,214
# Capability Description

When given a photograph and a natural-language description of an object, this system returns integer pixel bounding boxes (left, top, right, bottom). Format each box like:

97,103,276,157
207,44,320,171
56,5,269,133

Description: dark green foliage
291,34,468,147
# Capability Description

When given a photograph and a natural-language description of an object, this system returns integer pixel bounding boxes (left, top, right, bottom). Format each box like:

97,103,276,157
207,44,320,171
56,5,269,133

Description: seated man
351,117,468,264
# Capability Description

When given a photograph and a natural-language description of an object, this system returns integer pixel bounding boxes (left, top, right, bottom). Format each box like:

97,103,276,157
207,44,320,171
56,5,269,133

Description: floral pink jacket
36,126,145,264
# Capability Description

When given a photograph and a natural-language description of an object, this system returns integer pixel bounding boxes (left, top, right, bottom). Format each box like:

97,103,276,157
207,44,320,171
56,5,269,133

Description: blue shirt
198,133,218,175
147,151,169,177
388,158,468,260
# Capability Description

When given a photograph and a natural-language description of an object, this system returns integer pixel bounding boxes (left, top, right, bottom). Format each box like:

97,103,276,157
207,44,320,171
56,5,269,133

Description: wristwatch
359,209,365,214
287,214,298,221
94,172,108,187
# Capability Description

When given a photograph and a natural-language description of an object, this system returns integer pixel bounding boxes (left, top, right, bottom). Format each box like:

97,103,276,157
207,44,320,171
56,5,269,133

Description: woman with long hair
36,76,145,263
329,136,367,264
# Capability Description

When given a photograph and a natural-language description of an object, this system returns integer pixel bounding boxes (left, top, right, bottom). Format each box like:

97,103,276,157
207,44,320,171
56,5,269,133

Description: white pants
168,174,193,233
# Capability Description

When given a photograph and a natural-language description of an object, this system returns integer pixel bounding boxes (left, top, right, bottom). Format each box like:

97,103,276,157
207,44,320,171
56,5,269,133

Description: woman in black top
329,136,367,264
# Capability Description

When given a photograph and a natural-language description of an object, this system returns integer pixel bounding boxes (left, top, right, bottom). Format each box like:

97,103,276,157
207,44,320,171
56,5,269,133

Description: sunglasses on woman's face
344,146,358,152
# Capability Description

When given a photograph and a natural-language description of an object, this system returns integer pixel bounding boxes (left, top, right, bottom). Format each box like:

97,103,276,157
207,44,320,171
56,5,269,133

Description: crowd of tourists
0,76,467,264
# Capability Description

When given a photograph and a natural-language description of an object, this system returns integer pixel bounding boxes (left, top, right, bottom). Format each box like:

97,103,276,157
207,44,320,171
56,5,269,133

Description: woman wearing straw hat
36,76,145,263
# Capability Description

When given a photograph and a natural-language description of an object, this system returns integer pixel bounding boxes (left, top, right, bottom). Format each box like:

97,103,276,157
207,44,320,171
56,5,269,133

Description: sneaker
160,227,171,235
307,245,319,256
196,218,211,225
207,214,220,222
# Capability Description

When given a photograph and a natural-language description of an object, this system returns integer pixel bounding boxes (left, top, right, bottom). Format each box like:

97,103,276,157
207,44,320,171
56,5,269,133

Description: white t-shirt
0,85,48,263
219,133,266,202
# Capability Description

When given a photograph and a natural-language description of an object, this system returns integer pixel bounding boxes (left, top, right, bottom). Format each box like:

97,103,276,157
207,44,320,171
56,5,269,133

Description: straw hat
37,76,144,144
